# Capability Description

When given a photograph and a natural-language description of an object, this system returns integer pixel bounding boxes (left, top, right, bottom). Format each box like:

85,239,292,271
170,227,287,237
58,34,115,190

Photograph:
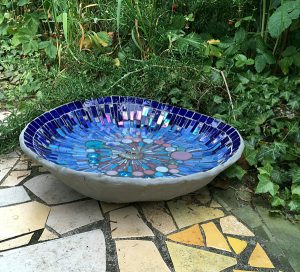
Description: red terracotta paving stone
201,222,231,252
167,224,204,246
248,243,275,269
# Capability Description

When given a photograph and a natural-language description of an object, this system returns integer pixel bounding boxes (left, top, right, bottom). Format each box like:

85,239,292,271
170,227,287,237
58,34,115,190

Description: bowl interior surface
21,96,242,179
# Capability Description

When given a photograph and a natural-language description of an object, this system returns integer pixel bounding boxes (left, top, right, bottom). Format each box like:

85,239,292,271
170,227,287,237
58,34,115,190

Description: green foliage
267,1,300,38
0,0,299,215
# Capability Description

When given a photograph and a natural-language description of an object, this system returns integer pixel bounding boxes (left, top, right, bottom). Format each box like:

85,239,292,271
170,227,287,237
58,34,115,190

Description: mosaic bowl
20,96,244,203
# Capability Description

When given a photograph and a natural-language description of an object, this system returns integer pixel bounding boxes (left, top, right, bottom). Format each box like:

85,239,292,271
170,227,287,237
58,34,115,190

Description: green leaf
282,46,297,57
62,12,68,42
258,142,288,161
271,196,285,207
22,38,39,54
294,52,300,67
39,41,57,59
291,184,300,196
288,196,300,211
234,28,247,43
268,1,300,38
258,163,273,176
291,168,300,184
225,164,246,180
255,55,267,73
279,57,294,75
17,0,29,6
255,174,279,196
244,146,257,166
213,95,223,104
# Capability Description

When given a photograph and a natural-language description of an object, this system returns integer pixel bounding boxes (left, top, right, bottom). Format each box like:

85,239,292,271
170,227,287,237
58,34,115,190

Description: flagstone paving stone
227,236,247,254
100,202,127,213
0,153,19,182
220,215,255,237
167,224,204,247
110,206,154,238
0,186,30,207
166,241,237,272
248,243,275,269
46,200,103,234
0,201,50,241
116,240,170,272
0,229,106,272
0,170,31,187
0,233,33,251
12,160,28,171
201,222,231,252
167,199,224,228
24,174,85,205
39,228,59,241
141,202,177,235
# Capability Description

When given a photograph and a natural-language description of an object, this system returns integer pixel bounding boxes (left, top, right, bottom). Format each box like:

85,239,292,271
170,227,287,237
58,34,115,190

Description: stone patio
0,151,298,271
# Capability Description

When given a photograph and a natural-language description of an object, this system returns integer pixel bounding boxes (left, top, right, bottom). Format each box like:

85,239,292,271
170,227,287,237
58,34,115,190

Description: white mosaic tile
0,233,33,251
46,200,103,234
24,174,85,205
0,153,19,182
0,229,106,272
0,186,30,207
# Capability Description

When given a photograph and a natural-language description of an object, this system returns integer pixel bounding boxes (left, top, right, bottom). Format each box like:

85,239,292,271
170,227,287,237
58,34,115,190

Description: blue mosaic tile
23,96,243,178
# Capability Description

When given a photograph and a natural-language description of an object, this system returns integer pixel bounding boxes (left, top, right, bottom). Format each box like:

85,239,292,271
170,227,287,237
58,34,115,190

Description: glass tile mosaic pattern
22,96,242,178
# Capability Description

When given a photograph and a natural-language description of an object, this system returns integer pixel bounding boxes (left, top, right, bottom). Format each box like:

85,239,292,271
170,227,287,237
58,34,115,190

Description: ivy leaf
288,196,300,211
291,168,300,184
224,164,246,180
268,1,300,38
255,55,267,73
258,162,273,176
258,142,288,161
255,174,279,196
291,184,300,196
271,196,285,207
244,146,257,166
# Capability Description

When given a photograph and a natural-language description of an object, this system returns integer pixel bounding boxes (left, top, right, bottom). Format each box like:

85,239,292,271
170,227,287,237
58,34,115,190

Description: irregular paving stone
227,236,247,254
166,241,237,272
141,202,177,235
0,229,106,272
38,166,49,173
24,174,85,205
232,206,262,228
0,201,50,241
233,270,253,272
12,160,28,171
0,153,19,182
0,186,30,207
248,243,274,268
0,170,31,187
0,233,33,251
100,202,127,213
116,240,170,272
210,200,222,208
167,199,224,228
46,200,103,235
201,222,231,252
167,224,204,247
39,228,59,241
220,215,254,237
110,206,154,238
193,186,211,204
